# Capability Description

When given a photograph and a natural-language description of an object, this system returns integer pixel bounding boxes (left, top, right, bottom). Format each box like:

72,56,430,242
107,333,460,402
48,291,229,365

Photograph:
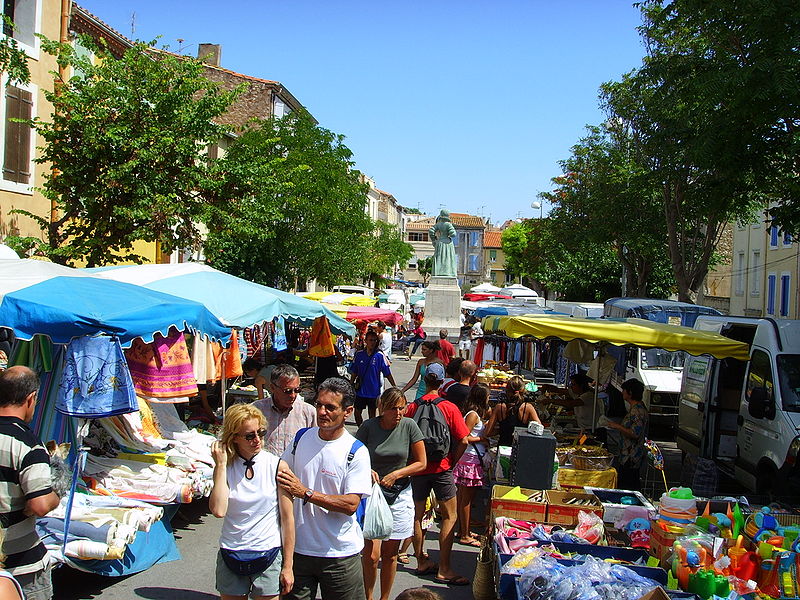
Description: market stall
320,302,403,326
298,290,377,307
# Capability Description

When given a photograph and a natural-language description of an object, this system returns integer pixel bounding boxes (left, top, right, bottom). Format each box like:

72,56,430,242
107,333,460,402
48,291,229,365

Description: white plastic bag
362,482,393,540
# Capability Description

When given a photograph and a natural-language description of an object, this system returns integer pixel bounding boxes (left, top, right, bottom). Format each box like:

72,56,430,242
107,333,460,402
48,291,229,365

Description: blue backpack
291,427,367,527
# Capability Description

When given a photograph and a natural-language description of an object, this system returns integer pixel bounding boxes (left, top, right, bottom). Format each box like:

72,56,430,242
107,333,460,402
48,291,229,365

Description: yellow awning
482,315,750,361
299,292,377,306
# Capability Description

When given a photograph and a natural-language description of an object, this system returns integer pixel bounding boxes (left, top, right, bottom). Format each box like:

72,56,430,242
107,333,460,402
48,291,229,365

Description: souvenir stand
478,315,761,600
0,259,232,575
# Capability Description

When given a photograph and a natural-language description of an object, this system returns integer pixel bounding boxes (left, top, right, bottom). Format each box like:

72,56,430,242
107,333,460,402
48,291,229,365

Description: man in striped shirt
0,366,59,600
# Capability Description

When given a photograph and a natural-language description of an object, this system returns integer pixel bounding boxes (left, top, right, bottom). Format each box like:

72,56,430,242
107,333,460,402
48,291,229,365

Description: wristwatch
302,489,314,505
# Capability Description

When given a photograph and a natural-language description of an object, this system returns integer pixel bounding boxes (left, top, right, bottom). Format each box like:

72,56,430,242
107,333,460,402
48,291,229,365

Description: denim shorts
216,548,283,598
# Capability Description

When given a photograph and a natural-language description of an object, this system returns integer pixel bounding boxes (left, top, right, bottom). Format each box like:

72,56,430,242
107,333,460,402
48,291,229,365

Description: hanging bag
472,536,496,600
362,482,393,540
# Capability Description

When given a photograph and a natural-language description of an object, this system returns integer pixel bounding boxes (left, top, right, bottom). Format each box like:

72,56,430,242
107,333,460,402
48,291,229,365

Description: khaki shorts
215,548,283,598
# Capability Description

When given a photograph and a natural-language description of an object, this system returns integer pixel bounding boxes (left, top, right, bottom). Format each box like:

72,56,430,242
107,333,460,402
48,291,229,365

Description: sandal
434,575,470,586
397,552,410,564
457,537,482,547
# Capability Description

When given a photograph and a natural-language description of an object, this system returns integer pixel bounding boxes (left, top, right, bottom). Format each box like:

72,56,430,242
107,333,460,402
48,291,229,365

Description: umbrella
299,292,377,307
0,260,230,346
482,314,751,432
88,263,355,336
482,315,750,360
470,282,502,293
499,283,539,298
463,293,513,302
322,303,403,327
0,246,20,259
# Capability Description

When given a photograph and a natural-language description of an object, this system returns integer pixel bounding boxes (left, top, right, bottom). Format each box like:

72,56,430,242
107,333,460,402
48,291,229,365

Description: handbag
379,477,410,506
219,547,280,576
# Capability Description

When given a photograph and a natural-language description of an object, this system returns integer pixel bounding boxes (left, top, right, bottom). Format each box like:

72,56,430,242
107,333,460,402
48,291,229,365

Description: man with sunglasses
252,364,316,456
278,377,372,600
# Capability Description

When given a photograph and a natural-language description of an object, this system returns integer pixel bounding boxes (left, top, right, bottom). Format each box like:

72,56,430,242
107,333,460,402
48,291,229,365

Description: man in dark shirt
349,331,396,425
443,360,475,408
0,366,59,600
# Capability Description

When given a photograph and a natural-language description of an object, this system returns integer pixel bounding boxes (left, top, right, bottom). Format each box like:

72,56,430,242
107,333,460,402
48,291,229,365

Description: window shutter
3,86,32,184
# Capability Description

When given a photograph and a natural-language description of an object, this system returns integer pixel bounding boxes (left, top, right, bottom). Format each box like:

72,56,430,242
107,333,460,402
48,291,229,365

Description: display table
556,466,617,490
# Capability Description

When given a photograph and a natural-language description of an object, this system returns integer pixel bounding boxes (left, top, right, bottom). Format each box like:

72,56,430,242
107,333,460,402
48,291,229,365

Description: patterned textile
58,336,138,418
620,402,649,468
125,331,198,400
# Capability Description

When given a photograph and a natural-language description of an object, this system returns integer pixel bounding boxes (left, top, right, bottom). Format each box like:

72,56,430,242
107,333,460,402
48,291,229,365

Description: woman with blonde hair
209,403,295,600
356,387,426,600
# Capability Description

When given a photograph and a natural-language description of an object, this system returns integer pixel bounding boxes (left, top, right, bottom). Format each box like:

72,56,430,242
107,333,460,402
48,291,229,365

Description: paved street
52,349,481,599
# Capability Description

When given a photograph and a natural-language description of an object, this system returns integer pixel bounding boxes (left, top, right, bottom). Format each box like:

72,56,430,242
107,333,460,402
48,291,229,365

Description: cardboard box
583,487,656,525
637,588,670,600
649,522,681,567
545,490,603,525
490,484,547,522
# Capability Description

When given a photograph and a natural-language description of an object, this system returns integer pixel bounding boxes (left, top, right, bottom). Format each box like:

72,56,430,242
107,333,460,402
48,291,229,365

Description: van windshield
777,355,800,412
641,348,686,370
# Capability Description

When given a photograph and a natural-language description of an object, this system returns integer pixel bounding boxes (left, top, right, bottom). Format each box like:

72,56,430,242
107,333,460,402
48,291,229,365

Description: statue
429,210,457,278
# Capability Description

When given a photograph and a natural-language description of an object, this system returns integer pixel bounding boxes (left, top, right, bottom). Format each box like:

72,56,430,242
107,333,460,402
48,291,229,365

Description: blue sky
79,1,646,226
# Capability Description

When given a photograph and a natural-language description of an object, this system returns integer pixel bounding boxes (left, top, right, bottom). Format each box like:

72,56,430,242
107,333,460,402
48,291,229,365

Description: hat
426,362,446,381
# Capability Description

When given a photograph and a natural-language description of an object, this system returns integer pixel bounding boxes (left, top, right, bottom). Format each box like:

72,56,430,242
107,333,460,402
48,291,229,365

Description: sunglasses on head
281,387,302,395
239,429,267,442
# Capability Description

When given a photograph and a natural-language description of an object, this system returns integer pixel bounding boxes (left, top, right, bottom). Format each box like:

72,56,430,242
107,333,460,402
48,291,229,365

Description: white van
678,316,800,495
550,301,604,319
332,284,374,298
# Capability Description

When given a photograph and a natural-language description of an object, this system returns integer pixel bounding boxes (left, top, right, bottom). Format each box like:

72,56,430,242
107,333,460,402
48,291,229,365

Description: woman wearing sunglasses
210,404,295,600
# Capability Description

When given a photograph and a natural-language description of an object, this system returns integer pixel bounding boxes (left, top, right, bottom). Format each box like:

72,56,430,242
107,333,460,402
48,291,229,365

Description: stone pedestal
423,276,462,336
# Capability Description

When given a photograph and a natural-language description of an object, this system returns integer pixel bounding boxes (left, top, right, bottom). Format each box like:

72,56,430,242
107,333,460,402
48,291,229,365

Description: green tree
0,18,30,86
417,256,433,285
203,111,375,289
361,221,413,285
502,219,622,301
22,38,240,266
538,124,674,297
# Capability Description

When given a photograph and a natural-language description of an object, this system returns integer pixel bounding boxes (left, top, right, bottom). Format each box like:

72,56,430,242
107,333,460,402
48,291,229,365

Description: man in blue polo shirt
349,331,396,426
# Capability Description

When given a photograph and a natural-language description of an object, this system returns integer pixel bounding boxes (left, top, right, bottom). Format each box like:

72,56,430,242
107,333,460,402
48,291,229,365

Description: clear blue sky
79,1,646,226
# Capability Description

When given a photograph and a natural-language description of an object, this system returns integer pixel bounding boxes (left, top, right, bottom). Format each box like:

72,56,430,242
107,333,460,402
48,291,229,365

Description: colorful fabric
58,335,138,418
125,331,198,399
308,317,335,358
192,335,223,383
220,331,243,378
620,402,649,468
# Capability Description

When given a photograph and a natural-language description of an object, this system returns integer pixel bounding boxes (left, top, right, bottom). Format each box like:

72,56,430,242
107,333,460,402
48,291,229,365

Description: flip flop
414,563,438,576
457,538,482,547
397,552,410,564
434,575,470,586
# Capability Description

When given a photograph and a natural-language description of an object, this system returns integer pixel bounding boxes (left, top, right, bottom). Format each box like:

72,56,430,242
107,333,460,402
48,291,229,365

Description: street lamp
531,201,543,218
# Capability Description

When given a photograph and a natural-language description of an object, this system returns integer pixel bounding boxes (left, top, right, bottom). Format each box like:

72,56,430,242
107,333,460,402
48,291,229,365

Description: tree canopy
203,111,399,289
22,38,240,266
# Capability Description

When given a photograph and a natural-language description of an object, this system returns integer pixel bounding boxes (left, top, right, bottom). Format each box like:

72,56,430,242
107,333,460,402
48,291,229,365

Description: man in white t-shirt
278,377,372,600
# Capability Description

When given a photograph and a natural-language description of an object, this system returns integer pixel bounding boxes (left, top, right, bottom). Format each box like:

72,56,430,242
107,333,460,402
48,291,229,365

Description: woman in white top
210,404,295,600
453,383,491,547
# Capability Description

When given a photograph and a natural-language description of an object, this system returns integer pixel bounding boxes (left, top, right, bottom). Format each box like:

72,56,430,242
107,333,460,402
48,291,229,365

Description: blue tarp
603,297,721,327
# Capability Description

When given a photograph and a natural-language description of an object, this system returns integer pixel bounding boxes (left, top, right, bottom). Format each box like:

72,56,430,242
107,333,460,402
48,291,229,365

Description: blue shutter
781,275,791,317
770,226,779,247
767,274,776,315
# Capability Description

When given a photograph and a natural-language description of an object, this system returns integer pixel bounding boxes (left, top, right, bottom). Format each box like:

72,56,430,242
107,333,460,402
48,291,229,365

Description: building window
407,232,428,242
272,94,291,118
468,254,479,272
767,273,776,315
2,84,32,186
770,226,779,249
784,232,793,247
751,250,761,295
470,231,480,247
489,249,497,262
781,273,791,317
735,252,745,296
2,0,38,55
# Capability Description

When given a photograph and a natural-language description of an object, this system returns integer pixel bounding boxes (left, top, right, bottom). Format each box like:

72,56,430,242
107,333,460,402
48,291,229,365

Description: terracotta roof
449,212,485,228
71,4,135,58
484,231,502,248
406,218,435,230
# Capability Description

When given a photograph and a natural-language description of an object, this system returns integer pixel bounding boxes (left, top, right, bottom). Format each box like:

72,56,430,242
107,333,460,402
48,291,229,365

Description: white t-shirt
379,331,393,355
219,450,282,551
281,428,372,557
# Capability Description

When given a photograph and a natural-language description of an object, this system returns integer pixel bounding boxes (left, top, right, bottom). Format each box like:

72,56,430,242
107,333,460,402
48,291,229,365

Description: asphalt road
51,349,482,599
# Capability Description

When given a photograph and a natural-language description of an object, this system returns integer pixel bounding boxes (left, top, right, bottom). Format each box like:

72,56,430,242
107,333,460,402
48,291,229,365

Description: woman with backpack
356,388,427,600
486,375,541,446
453,383,491,547
401,340,443,401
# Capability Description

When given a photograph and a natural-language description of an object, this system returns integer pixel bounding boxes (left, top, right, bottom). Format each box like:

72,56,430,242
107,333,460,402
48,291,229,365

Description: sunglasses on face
238,429,267,442
280,387,302,395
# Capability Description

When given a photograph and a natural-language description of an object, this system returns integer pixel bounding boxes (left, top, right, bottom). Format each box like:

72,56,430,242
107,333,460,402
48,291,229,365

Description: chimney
197,43,221,67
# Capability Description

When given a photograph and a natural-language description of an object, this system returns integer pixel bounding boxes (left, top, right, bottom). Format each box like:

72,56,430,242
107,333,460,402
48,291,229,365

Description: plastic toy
625,517,651,549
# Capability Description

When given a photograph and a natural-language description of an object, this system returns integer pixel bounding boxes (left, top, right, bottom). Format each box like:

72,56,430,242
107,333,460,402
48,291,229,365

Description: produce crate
545,490,603,525
491,484,547,522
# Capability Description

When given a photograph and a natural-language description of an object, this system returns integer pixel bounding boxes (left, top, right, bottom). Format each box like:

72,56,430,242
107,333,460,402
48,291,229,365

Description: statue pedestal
423,276,461,336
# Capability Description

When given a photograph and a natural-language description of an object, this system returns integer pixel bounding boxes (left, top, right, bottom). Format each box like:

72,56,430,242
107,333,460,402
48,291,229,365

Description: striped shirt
0,416,53,576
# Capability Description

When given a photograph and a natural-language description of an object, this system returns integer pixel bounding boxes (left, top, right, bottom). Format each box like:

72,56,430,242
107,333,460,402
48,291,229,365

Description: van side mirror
748,387,775,420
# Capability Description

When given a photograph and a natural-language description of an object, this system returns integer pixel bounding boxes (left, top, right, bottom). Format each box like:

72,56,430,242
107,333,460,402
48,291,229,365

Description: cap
426,362,446,381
